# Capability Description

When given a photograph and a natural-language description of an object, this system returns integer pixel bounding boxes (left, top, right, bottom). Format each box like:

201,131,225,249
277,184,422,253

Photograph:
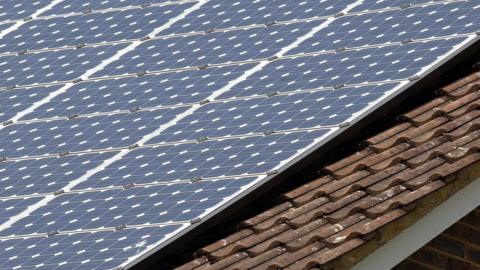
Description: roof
171,71,480,270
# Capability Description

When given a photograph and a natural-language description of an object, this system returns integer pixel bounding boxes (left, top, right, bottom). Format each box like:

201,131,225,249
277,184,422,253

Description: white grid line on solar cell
0,0,210,234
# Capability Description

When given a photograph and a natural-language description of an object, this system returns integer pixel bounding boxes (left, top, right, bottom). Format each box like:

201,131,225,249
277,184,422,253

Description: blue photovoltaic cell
0,1,477,269
219,37,466,99
20,63,255,120
0,226,181,270
0,3,194,54
288,1,480,55
0,85,61,123
73,130,327,189
0,0,51,22
0,44,127,88
43,0,179,16
1,177,255,236
161,0,357,35
0,108,186,158
0,23,13,33
147,84,396,144
0,197,42,225
0,152,117,197
93,20,321,77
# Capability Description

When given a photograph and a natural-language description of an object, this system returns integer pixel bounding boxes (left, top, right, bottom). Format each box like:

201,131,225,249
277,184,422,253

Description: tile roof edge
325,159,480,270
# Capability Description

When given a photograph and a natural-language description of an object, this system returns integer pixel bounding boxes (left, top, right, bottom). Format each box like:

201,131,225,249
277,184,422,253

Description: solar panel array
0,0,478,269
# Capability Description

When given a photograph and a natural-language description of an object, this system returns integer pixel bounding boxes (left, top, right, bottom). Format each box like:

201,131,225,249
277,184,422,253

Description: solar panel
0,0,478,269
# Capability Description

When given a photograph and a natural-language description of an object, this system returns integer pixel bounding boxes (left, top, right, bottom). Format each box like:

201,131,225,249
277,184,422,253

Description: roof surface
173,71,480,270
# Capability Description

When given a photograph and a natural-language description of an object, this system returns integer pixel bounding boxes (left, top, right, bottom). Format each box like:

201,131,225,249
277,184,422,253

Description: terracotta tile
174,256,208,270
442,73,480,93
393,136,450,165
323,148,374,173
367,157,445,194
367,143,412,172
438,91,480,114
209,224,290,260
335,143,410,177
405,141,453,167
287,191,366,227
284,239,364,270
366,181,446,217
329,163,407,200
201,252,249,270
283,176,333,201
250,242,325,270
324,209,406,246
402,97,449,122
242,202,293,229
278,197,330,226
326,185,406,223
200,229,254,255
226,247,285,270
373,117,449,151
366,122,413,147
247,219,328,255
447,81,480,97
445,120,480,140
316,170,370,198
286,214,366,251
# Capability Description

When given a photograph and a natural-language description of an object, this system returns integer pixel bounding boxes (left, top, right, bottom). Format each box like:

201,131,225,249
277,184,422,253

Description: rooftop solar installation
0,0,478,269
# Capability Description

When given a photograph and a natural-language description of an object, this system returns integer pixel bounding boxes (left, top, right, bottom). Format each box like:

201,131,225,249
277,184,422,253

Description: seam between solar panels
0,0,213,236
0,31,474,94
0,125,342,163
0,0,467,58
0,222,191,240
0,174,260,199
12,78,402,125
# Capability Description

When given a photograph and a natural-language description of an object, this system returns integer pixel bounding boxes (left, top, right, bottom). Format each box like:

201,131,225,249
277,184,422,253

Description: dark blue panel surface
220,37,465,99
147,84,396,144
2,177,254,236
288,1,480,55
74,130,327,189
0,108,186,158
0,44,127,88
0,152,117,197
20,64,255,120
0,3,194,53
0,0,51,21
161,0,357,35
43,0,177,16
94,21,321,77
0,197,42,225
0,226,181,270
0,85,61,123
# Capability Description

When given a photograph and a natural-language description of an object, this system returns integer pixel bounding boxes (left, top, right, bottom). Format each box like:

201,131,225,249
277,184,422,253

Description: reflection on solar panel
0,0,478,269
